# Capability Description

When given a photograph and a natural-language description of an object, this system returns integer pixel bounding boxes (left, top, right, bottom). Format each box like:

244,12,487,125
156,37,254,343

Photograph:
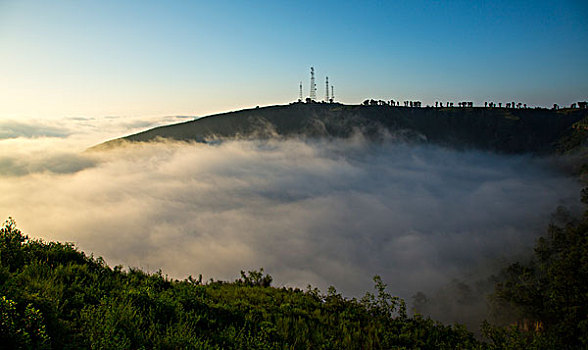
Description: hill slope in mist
95,103,588,155
1,219,481,349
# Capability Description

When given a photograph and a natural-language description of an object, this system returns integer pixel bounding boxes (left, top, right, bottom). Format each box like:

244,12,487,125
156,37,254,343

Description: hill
0,219,479,349
94,103,588,155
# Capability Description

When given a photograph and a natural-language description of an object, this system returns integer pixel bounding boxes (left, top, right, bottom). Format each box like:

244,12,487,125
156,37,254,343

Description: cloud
0,120,71,139
0,152,96,176
0,136,581,328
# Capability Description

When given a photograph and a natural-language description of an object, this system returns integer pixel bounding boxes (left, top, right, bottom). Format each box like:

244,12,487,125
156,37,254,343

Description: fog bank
0,133,581,307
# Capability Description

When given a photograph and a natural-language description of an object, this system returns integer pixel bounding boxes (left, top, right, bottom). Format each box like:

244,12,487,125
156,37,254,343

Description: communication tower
299,81,303,102
331,85,335,102
309,67,316,101
325,76,329,102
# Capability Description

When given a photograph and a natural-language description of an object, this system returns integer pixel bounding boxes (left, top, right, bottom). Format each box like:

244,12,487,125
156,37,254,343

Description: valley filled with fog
0,116,581,314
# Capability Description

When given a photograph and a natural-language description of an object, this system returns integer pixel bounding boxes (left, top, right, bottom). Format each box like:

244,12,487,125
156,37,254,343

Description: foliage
237,268,273,287
485,196,588,348
0,295,50,349
0,218,481,349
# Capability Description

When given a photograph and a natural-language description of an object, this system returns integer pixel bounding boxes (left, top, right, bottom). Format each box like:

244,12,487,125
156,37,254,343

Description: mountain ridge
92,103,588,155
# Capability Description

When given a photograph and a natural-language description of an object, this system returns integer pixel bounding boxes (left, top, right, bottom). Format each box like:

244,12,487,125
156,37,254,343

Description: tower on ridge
299,81,303,102
309,67,316,101
325,76,329,102
331,85,334,103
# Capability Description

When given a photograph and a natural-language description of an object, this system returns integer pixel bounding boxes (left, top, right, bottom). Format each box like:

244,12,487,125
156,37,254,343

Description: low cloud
0,136,581,328
0,120,71,139
0,152,96,176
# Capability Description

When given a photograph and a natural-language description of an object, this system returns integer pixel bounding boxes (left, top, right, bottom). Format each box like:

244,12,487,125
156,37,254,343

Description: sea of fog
0,116,582,326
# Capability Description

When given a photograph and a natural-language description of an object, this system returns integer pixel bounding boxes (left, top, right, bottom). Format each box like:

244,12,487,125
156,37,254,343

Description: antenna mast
331,85,334,102
325,76,329,102
309,67,316,101
299,81,303,102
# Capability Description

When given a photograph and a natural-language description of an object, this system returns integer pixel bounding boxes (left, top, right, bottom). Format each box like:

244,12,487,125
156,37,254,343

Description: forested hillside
95,104,588,155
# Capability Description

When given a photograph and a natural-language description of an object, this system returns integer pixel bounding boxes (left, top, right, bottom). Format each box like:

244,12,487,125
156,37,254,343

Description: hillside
0,219,479,349
94,103,588,155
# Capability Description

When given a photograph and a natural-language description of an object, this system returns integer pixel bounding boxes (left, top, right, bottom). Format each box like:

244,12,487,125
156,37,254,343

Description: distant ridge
92,103,588,155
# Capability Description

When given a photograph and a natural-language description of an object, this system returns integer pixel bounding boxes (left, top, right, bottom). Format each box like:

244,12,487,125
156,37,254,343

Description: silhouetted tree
489,201,588,348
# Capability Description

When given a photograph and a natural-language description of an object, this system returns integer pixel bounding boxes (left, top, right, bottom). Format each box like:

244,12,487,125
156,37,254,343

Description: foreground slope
95,103,588,155
0,219,479,349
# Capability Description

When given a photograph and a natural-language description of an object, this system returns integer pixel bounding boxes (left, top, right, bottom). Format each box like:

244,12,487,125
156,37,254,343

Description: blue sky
1,0,587,119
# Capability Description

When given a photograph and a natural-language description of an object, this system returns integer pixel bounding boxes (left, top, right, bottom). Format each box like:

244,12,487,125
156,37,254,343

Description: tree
238,268,273,287
489,197,588,347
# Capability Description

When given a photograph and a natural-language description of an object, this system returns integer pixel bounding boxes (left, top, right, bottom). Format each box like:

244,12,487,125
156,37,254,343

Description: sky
1,0,587,120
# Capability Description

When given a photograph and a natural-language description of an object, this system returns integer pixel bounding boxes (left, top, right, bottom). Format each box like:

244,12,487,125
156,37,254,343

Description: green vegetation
0,218,479,349
412,187,588,349
556,118,588,179
2,187,587,348
483,190,588,349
